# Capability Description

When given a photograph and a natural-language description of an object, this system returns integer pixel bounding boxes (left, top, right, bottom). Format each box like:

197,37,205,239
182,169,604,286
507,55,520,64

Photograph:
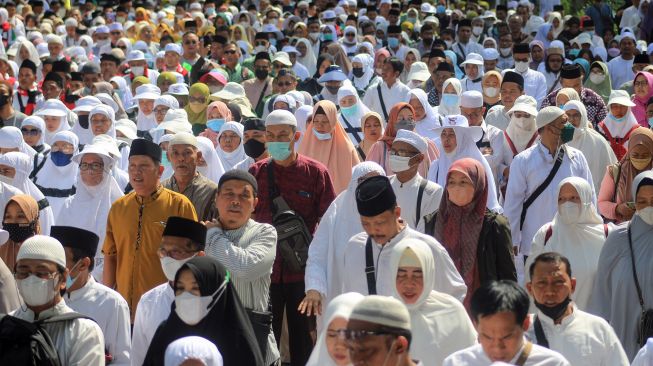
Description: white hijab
20,116,49,151
351,53,375,91
216,122,246,171
306,292,365,366
164,336,223,366
0,126,37,159
603,103,640,138
111,76,134,110
504,111,538,153
294,105,313,147
36,99,71,145
297,38,317,76
390,239,477,366
337,84,370,129
88,104,117,139
436,78,462,117
196,136,225,184
407,89,441,142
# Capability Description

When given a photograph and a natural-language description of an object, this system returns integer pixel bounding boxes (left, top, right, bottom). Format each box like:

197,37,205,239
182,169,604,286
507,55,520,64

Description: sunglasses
255,41,267,46
189,96,207,103
224,50,237,55
110,31,122,35
21,127,40,136
276,81,292,87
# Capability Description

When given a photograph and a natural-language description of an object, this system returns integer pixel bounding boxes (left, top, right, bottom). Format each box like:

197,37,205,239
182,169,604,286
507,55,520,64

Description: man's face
484,59,498,71
360,208,400,245
169,143,199,178
128,155,162,195
244,129,266,145
224,44,240,65
435,71,453,91
165,51,180,68
66,25,76,38
216,180,258,230
527,260,575,308
500,82,523,107
18,68,36,89
183,34,199,55
381,62,397,83
83,73,100,90
110,29,123,43
476,311,529,362
543,114,569,141
396,266,423,304
346,319,402,366
508,16,522,33
42,81,62,100
275,75,296,94
47,43,62,59
461,106,485,126
100,60,118,81
15,259,65,306
254,59,271,79
458,26,472,43
560,77,582,95
621,38,635,56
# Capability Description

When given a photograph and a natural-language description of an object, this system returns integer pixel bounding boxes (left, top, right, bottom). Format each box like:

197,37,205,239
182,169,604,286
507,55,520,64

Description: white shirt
607,56,635,90
341,226,467,301
443,339,570,366
478,121,506,188
503,143,593,255
502,68,547,108
12,299,105,365
451,41,484,62
619,6,641,30
362,80,411,123
293,62,310,81
526,307,629,366
461,77,483,93
131,283,174,366
233,156,255,171
389,174,443,232
66,276,131,366
485,105,511,131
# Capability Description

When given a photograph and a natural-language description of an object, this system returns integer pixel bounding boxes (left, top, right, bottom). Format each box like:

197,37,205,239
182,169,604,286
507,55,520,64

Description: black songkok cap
20,59,37,74
255,32,268,41
52,59,71,73
129,138,162,163
496,4,507,11
513,43,530,54
502,71,524,88
70,72,83,81
458,19,472,28
255,51,271,61
212,35,228,45
429,48,446,60
435,61,454,73
560,64,582,79
356,175,396,217
583,19,594,28
388,8,400,16
101,52,121,64
50,226,99,258
163,216,207,246
634,53,650,65
387,25,401,34
43,71,64,89
243,118,266,131
218,170,258,195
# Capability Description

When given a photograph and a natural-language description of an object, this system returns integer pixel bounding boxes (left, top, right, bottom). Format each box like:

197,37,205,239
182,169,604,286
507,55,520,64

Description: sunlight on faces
396,266,423,304
216,180,257,230
363,116,382,141
91,113,111,136
500,82,521,108
440,128,457,153
128,155,163,195
169,144,199,177
460,106,484,126
555,94,569,107
154,105,171,124
326,317,350,366
80,153,105,186
43,115,62,132
3,201,28,224
610,103,628,119
443,83,457,95
564,109,581,128
390,141,422,168
526,260,575,307
446,170,474,207
360,207,401,245
408,96,426,121
139,99,155,115
218,131,241,152
346,319,403,366
634,74,650,99
483,75,500,89
312,112,332,134
174,268,200,296
339,95,356,108
476,311,530,363
396,106,415,122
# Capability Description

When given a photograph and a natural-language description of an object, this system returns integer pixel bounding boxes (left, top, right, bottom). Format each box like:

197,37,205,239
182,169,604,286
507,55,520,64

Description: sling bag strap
456,43,466,64
376,84,389,121
627,223,646,311
504,131,538,157
365,236,376,295
520,147,565,230
514,341,533,366
340,115,362,144
29,154,47,181
266,160,279,212
533,316,550,348
415,178,427,228
610,162,622,202
255,81,270,115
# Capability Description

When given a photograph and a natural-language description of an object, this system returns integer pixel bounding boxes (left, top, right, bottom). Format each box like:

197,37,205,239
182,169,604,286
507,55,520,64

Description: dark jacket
423,209,517,284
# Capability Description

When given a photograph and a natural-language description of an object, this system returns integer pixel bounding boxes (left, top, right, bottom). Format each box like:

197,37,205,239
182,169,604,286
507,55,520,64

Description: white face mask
511,116,534,130
254,45,267,54
499,47,512,57
0,174,14,185
131,66,145,76
388,155,413,173
638,206,653,226
484,87,498,97
408,80,423,89
444,40,453,49
514,61,529,73
160,256,195,282
174,278,228,325
309,32,320,41
472,26,483,36
558,202,581,224
18,274,58,307
589,73,606,84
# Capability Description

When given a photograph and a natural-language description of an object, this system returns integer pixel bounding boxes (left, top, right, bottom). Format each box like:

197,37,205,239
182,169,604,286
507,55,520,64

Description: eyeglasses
189,96,207,103
184,40,198,45
51,145,75,154
154,107,170,115
21,127,41,136
276,81,292,87
157,247,196,260
14,269,56,280
634,81,649,87
79,162,105,172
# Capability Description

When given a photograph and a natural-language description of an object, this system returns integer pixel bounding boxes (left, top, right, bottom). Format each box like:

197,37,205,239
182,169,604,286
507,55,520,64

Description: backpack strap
544,224,553,246
37,312,95,325
29,154,47,181
610,162,622,202
365,236,377,295
415,178,427,228
533,316,549,348
376,84,388,121
520,147,565,230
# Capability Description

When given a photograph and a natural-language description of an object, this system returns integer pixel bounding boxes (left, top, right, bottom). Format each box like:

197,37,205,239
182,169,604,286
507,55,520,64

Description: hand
298,290,322,317
202,218,222,229
616,203,635,221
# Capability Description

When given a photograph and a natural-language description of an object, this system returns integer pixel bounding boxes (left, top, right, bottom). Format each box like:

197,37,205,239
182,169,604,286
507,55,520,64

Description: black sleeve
141,322,168,366
491,213,518,282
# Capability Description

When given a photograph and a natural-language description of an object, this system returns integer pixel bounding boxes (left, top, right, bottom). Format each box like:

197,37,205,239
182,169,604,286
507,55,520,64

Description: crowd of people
1,0,653,365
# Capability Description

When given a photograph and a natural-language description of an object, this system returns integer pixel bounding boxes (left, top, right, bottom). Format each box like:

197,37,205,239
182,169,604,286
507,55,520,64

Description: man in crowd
363,57,411,122
503,43,546,107
243,52,274,117
0,83,27,127
234,118,269,171
13,60,44,115
486,71,525,130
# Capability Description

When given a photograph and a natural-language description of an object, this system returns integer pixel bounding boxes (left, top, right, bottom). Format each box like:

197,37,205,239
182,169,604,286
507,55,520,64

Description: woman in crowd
407,88,442,142
196,136,225,184
0,126,37,159
436,78,462,117
356,112,384,161
200,100,233,147
337,85,370,146
215,121,246,172
185,82,211,134
350,53,377,98
555,87,580,107
35,99,71,145
481,70,502,114
584,61,612,104
632,71,653,127
597,90,642,161
19,116,50,156
0,194,41,270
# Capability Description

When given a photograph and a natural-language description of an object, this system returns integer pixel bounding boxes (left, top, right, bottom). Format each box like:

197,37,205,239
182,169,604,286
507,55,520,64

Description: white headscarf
351,53,375,91
337,84,370,135
13,38,41,69
564,101,617,193
504,110,538,153
406,89,441,142
164,336,223,366
294,105,313,147
306,292,365,366
89,104,117,139
389,238,477,366
36,99,71,145
296,38,317,76
196,136,225,184
216,122,246,171
437,78,462,116
525,177,606,310
0,126,37,159
603,102,640,138
111,76,134,110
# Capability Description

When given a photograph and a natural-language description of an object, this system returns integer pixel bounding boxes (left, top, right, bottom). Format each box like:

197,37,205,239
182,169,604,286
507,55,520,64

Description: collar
66,275,95,301
537,141,560,161
508,338,529,365
536,303,577,327
20,299,68,322
391,173,420,188
135,184,164,204
371,223,408,248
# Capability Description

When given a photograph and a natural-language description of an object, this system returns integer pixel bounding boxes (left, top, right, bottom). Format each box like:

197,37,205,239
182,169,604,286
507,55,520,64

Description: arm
535,73,548,108
304,206,336,296
503,157,527,252
130,298,150,366
597,166,618,220
107,299,132,366
491,214,517,282
179,198,198,221
102,214,117,288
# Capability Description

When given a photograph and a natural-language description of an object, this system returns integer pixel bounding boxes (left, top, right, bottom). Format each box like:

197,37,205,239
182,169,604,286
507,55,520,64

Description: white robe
66,276,131,366
607,56,634,90
443,338,570,365
502,68,548,107
485,105,510,131
362,80,411,123
33,159,78,221
389,174,442,232
131,283,175,366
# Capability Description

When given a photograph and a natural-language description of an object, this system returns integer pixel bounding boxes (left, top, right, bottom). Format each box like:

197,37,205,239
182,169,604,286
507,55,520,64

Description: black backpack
0,312,92,366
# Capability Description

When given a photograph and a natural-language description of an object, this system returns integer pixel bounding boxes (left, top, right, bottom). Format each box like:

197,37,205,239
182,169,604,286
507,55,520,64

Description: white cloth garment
351,53,376,93
502,68,548,107
337,84,370,145
563,101,617,201
406,89,442,142
35,100,72,145
503,143,594,256
0,126,37,159
525,305,629,366
342,226,467,302
196,136,225,184
599,106,639,141
362,80,411,123
66,276,132,366
305,162,386,304
11,299,105,365
293,62,310,82
89,104,131,171
485,105,511,131
296,38,317,76
216,122,246,171
306,292,365,366
632,338,653,366
436,78,463,117
478,121,506,188
0,181,23,214
390,174,442,232
526,177,610,311
389,239,477,366
233,156,255,172
131,283,175,366
164,336,223,366
451,41,484,63
607,56,634,90
136,110,158,132
21,116,50,153
443,339,570,365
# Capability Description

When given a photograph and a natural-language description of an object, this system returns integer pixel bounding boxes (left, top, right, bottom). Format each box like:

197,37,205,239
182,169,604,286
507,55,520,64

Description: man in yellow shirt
103,138,197,321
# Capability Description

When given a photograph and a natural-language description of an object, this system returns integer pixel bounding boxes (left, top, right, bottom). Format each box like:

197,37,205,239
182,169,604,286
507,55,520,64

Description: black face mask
78,114,90,129
255,69,269,81
423,38,433,46
534,297,572,321
244,139,266,159
3,222,36,243
326,85,340,95
352,67,365,78
0,94,9,107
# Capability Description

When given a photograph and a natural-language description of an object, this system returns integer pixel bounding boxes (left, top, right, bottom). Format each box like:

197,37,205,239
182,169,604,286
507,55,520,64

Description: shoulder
347,232,368,247
486,105,505,116
248,219,276,234
162,188,193,203
297,154,330,173
110,192,136,209
530,343,570,364
574,309,614,330
91,281,130,307
423,179,443,195
484,210,510,228
443,344,484,364
140,283,171,304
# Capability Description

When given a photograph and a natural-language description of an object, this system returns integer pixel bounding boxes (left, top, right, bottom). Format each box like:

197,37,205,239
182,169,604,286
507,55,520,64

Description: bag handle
627,223,646,310
520,146,565,230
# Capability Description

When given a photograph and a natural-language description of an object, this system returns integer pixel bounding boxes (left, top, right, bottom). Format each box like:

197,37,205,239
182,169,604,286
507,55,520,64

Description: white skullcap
393,129,427,154
535,106,565,129
48,35,63,45
461,91,484,108
65,18,78,28
265,110,297,127
165,336,223,366
108,23,123,32
349,295,411,331
16,235,67,268
398,247,421,268
169,132,198,148
481,48,499,61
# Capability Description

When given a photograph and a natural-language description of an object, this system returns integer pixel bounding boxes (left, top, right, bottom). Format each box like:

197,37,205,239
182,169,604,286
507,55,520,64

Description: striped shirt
206,219,280,365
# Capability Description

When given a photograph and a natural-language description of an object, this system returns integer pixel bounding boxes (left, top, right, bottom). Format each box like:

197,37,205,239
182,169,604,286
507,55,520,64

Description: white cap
154,95,180,109
189,2,202,11
481,48,499,61
433,114,484,141
164,43,183,56
48,35,63,45
17,235,67,268
108,23,123,32
35,99,68,117
95,25,110,34
461,91,484,108
134,84,162,100
36,43,50,58
461,53,484,66
92,134,121,157
212,82,246,101
281,45,300,55
421,3,434,13
115,119,138,140
265,109,297,127
65,18,78,28
272,52,292,67
508,95,538,116
482,10,497,19
535,106,565,129
169,132,198,148
126,50,146,62
322,10,337,19
167,83,190,96
620,32,636,43
394,129,427,154
349,295,411,331
73,96,102,113
607,89,636,107
407,62,430,82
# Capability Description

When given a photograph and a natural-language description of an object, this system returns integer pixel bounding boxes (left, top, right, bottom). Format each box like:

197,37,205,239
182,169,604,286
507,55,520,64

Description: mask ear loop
206,270,231,309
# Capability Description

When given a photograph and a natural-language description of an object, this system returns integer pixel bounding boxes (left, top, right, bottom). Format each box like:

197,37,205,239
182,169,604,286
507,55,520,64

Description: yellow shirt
103,186,197,320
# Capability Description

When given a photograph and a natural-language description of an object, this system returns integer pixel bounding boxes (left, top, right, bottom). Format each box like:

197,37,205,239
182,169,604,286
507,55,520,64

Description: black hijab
142,256,264,366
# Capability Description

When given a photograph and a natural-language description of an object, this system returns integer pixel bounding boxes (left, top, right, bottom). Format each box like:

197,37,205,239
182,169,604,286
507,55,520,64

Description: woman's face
208,108,225,119
140,26,153,42
397,107,415,122
610,103,628,119
174,268,201,296
464,64,479,80
3,201,29,224
80,153,105,187
636,185,653,211
441,128,457,153
630,143,652,161
139,99,155,115
363,117,382,141
405,52,417,69
326,317,350,366
219,130,241,153
396,265,423,304
443,83,457,95
447,170,475,207
557,183,581,205
21,125,42,146
19,45,30,61
234,27,242,40
565,108,582,128
482,75,500,88
374,55,387,70
296,42,307,57
44,115,62,132
556,94,570,107
339,95,356,108
312,113,332,134
531,46,544,62
91,113,112,136
548,55,563,71
634,74,650,99
318,60,332,76
552,18,560,29
409,96,426,121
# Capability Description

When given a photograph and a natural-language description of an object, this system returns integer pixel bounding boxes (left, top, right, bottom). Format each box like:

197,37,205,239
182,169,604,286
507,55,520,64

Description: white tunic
525,307,629,366
65,276,131,366
389,174,443,232
131,283,174,366
502,68,548,107
607,56,634,90
485,105,510,131
362,80,411,123
12,299,105,365
503,144,593,256
341,226,467,301
443,340,570,366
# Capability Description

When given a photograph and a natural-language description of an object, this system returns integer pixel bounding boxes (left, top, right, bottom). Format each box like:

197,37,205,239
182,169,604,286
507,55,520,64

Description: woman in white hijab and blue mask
337,85,370,146
215,122,246,171
406,89,442,142
436,78,463,117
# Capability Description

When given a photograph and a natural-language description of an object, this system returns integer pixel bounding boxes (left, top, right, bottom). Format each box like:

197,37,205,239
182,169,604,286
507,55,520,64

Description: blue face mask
568,49,580,58
312,128,332,140
436,5,446,13
66,260,81,290
207,118,226,132
387,37,399,49
50,151,73,166
340,104,358,119
648,116,653,128
441,94,460,107
267,141,292,160
322,33,334,42
161,150,172,168
610,113,626,123
559,104,565,110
